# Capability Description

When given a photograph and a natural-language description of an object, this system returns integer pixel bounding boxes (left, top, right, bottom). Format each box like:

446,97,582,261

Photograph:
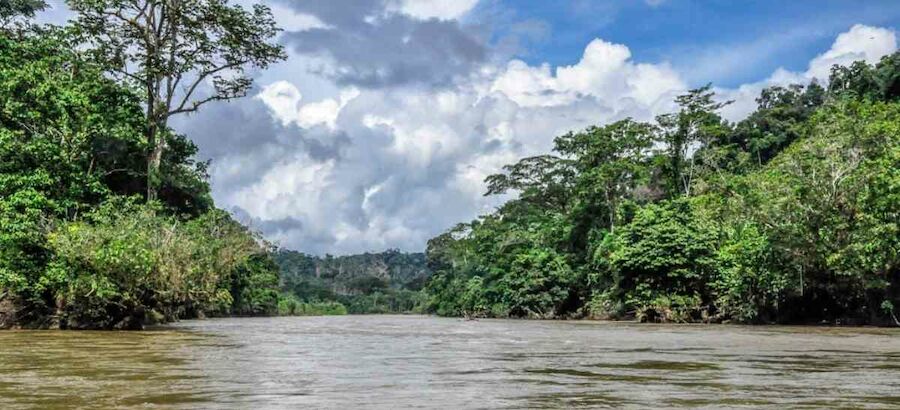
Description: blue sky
477,0,900,87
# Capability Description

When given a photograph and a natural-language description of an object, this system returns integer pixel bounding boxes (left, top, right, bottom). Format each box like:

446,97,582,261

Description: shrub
47,199,278,328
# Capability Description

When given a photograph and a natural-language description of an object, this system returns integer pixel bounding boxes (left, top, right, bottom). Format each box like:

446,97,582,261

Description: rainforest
424,64,900,325
1,0,899,331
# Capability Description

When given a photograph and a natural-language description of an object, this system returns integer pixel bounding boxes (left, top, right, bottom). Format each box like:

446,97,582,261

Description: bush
713,223,788,322
277,293,347,316
495,248,576,318
604,199,720,321
46,199,279,328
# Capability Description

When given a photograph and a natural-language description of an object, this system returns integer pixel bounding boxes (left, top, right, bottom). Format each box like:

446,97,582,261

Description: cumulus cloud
256,81,360,129
718,24,897,121
193,41,691,253
491,38,685,110
805,24,897,81
268,3,331,32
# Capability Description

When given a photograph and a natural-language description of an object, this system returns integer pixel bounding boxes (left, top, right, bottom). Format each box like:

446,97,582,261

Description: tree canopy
0,2,283,329
425,52,900,325
68,0,285,199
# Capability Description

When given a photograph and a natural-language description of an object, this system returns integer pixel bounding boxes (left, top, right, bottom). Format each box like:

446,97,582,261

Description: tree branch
169,60,247,116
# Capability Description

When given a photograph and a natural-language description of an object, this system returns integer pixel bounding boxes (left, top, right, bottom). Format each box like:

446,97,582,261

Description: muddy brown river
0,315,898,409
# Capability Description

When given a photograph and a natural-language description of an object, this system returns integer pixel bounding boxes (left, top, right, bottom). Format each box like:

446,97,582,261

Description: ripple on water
1,316,899,409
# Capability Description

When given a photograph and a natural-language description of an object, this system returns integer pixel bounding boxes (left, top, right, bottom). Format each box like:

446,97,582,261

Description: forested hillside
275,249,429,314
425,55,900,325
0,0,286,329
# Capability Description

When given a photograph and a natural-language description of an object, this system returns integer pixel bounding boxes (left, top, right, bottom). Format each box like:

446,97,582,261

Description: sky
38,0,900,255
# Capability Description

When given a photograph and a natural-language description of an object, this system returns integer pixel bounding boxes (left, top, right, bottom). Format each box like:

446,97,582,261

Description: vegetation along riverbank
424,58,900,325
0,0,287,329
1,0,897,329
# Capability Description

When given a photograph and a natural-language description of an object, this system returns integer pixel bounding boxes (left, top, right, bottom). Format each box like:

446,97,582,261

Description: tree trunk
146,119,166,201
147,142,164,200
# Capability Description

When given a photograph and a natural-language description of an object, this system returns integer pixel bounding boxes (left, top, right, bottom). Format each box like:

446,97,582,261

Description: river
0,315,898,409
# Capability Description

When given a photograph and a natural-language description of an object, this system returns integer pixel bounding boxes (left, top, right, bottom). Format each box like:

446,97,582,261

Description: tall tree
656,84,730,197
554,119,655,234
67,0,285,199
484,154,575,213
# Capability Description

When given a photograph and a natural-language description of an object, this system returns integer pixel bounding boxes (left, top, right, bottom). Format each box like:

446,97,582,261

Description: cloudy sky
39,0,900,255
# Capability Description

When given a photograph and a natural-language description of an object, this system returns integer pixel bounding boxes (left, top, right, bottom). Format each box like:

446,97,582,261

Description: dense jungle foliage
3,0,898,329
425,55,900,325
0,1,286,329
275,249,429,314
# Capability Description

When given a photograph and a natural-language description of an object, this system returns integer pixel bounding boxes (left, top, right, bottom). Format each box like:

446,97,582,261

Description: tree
68,0,285,199
423,53,900,325
737,100,900,322
656,84,731,197
875,52,900,101
829,60,879,100
555,119,655,235
729,83,825,167
0,0,46,27
827,52,900,102
0,30,147,316
484,154,575,213
603,199,720,322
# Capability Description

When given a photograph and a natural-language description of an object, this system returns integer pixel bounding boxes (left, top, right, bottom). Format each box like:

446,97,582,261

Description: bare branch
169,60,247,116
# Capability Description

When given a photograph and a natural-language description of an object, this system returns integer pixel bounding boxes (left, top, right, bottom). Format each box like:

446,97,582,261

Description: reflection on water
1,316,899,409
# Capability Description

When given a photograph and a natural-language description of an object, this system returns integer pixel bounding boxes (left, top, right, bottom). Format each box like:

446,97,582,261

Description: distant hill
273,249,431,313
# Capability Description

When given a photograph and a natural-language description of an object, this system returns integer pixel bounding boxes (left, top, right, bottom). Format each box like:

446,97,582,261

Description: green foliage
0,0,46,27
46,200,279,328
600,199,719,322
276,293,347,316
0,27,279,329
425,201,581,318
494,247,575,318
274,249,430,314
730,99,900,322
0,29,146,323
712,223,787,322
344,289,426,314
726,83,825,168
426,53,900,325
656,84,732,197
68,0,286,198
228,254,280,316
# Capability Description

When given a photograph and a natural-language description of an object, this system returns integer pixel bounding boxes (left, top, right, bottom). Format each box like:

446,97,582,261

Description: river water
0,315,898,409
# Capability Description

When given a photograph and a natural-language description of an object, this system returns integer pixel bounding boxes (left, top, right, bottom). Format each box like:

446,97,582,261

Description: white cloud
226,154,335,223
387,0,479,21
256,81,359,129
491,38,685,111
297,88,360,129
719,24,898,121
230,36,691,252
806,24,897,81
269,3,331,32
255,81,302,127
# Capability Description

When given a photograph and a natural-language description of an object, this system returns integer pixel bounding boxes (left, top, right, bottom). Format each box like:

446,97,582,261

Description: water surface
1,315,899,408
